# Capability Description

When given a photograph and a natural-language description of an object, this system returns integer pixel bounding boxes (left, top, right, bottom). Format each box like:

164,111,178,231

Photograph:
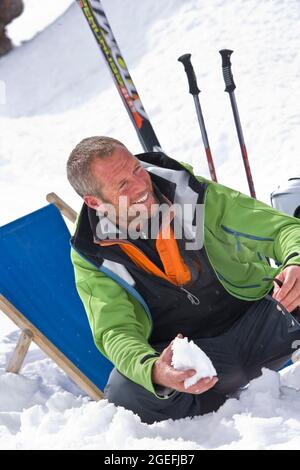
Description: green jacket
71,164,300,398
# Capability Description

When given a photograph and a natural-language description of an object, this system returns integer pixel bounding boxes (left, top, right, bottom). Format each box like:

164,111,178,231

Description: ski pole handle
219,49,236,93
178,54,200,95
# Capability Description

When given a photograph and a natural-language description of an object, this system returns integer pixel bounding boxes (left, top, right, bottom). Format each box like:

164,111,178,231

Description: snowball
171,337,217,389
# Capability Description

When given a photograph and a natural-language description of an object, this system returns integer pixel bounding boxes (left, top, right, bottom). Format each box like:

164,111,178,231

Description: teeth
134,192,148,204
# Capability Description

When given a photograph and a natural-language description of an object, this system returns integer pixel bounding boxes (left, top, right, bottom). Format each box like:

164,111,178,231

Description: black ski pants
104,296,300,424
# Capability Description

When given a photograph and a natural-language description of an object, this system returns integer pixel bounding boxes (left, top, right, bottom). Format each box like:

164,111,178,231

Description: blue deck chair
0,194,113,400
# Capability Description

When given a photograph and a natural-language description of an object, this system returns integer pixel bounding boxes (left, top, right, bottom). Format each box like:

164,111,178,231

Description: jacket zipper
180,286,200,305
216,271,261,289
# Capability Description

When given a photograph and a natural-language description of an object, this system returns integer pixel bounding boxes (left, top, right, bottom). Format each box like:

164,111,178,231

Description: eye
134,165,142,173
119,181,127,190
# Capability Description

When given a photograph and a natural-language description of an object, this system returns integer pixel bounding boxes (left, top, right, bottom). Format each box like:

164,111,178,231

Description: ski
77,0,162,152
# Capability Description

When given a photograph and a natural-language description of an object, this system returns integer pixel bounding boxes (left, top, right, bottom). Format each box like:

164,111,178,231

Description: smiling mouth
132,192,149,204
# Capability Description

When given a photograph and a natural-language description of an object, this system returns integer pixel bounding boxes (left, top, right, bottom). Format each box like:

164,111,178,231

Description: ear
84,195,106,213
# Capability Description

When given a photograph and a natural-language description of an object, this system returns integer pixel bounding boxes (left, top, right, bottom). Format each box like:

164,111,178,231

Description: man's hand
273,265,300,313
152,334,218,394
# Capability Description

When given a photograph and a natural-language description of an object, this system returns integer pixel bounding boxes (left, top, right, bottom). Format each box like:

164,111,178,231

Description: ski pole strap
274,278,283,288
265,293,300,333
178,54,200,95
265,277,300,333
219,49,236,93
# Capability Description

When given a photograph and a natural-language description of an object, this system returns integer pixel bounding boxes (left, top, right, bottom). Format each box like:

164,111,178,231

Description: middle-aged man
67,136,300,424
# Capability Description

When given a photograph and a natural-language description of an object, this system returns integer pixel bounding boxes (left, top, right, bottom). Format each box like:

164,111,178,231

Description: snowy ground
1,0,300,449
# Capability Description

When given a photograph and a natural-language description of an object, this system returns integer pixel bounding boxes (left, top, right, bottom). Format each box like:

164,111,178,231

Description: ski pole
178,54,218,182
219,49,256,198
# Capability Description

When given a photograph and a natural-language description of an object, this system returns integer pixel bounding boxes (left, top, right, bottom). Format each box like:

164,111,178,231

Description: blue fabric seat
0,204,113,394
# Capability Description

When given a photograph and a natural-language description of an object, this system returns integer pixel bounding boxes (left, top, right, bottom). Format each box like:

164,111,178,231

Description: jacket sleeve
237,189,300,268
70,248,169,399
204,177,300,268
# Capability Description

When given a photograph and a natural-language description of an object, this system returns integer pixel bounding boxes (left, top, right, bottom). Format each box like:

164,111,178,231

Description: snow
1,0,300,450
172,337,217,388
1,333,300,450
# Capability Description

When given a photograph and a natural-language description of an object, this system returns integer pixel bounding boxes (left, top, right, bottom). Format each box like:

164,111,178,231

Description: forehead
90,146,138,185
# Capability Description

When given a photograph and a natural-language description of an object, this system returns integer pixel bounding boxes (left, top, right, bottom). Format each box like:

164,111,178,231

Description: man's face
84,146,158,228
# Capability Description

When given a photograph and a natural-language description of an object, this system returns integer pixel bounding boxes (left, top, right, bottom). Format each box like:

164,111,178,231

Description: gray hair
66,136,126,197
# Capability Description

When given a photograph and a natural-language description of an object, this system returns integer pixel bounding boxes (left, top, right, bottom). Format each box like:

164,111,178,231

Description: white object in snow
171,337,217,389
270,177,300,218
